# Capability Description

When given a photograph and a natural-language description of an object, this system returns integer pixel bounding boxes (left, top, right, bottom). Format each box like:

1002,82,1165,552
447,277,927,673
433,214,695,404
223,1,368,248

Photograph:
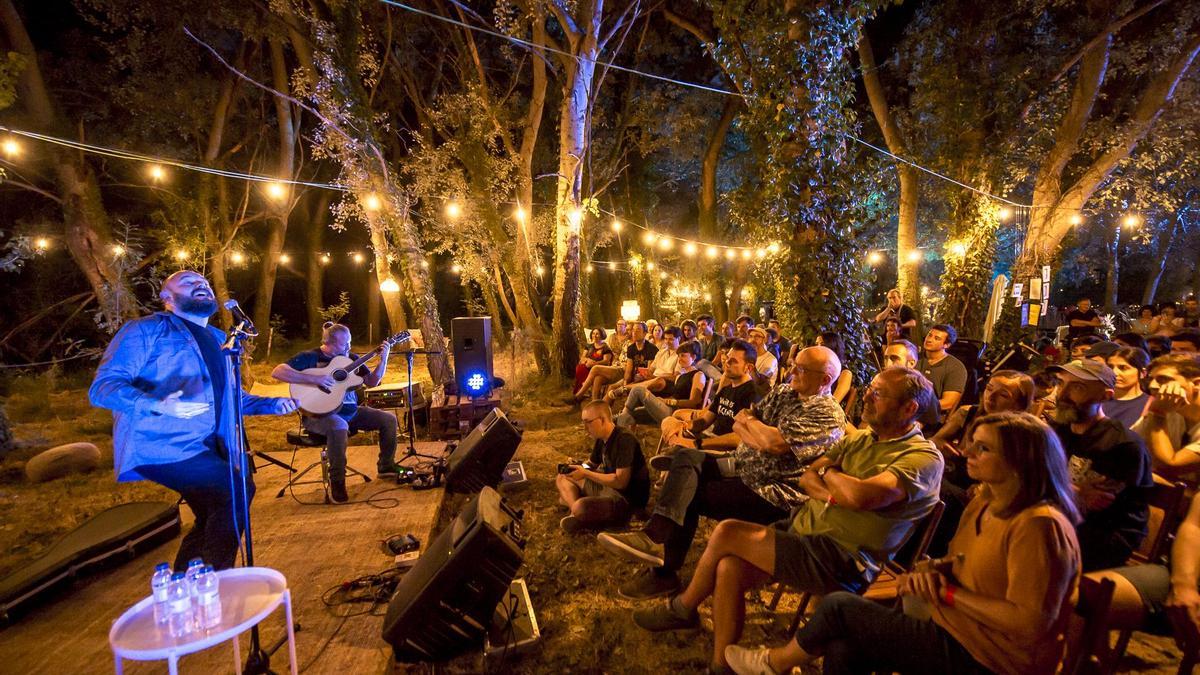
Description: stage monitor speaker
445,408,523,494
452,316,494,397
381,486,526,662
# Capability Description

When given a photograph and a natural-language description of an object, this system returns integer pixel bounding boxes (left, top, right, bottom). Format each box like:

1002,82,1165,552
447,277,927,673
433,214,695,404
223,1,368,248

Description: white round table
108,566,297,675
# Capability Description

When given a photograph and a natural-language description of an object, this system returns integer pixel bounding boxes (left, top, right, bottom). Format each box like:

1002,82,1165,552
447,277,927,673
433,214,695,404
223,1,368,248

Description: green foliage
318,291,353,325
0,51,27,111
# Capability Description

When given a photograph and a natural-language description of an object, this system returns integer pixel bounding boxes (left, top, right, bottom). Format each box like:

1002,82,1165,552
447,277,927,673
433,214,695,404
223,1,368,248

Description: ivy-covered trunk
938,191,1000,337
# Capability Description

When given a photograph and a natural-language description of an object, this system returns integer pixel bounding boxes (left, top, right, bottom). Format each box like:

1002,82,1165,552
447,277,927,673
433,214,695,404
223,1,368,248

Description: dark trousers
655,448,787,571
137,450,254,571
795,592,992,675
302,406,398,480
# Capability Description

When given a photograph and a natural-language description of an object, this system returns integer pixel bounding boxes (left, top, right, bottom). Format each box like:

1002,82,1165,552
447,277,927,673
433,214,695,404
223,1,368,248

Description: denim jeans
302,406,398,480
795,592,991,675
614,386,675,429
136,450,255,571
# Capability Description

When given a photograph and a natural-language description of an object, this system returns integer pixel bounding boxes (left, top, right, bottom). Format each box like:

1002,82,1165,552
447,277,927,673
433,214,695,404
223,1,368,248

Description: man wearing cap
1083,340,1121,365
748,326,779,385
1049,360,1153,571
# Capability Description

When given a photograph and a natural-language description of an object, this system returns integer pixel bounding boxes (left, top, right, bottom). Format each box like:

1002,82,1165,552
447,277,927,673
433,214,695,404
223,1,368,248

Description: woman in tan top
724,411,1082,675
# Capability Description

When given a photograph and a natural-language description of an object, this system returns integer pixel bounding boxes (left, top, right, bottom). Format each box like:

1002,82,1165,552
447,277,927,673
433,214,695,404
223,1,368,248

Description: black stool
277,424,372,503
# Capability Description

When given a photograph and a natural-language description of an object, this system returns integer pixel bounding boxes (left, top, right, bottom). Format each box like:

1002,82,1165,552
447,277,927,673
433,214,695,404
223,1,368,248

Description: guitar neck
344,347,382,373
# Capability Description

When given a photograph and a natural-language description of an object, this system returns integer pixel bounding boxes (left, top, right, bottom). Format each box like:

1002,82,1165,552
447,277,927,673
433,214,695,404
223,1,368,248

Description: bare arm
938,390,963,414
832,370,852,404
579,466,631,491
272,363,327,386
804,466,907,511
666,372,707,410
1139,414,1200,478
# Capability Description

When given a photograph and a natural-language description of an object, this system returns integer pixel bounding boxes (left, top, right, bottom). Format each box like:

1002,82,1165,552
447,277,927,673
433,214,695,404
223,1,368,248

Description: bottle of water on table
150,562,172,628
166,572,193,639
194,565,222,631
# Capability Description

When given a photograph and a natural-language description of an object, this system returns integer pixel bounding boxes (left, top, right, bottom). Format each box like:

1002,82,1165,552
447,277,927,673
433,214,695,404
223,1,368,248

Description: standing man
1067,298,1102,341
873,289,917,338
90,271,299,570
272,323,401,503
917,324,968,421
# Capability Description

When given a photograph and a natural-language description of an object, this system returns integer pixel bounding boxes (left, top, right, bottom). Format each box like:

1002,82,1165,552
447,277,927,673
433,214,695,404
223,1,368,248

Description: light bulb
998,206,1013,221
34,237,49,250
906,249,922,264
2,138,21,157
567,208,583,230
231,251,245,264
265,181,288,201
513,206,527,222
658,237,673,251
353,252,365,264
948,242,967,257
1122,213,1140,228
380,277,400,293
445,201,462,219
611,219,622,232
706,245,719,259
683,242,697,257
1069,213,1084,226
740,248,752,260
451,263,462,274
585,263,594,273
111,244,125,256
647,261,656,271
755,247,767,259
147,164,166,182
724,249,735,260
867,251,883,265
767,242,781,254
279,253,291,264
174,249,189,261
320,253,331,264
363,194,382,211
642,231,657,246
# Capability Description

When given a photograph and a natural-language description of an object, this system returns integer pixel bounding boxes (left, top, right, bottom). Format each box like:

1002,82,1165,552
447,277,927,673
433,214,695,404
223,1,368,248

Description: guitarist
272,322,401,502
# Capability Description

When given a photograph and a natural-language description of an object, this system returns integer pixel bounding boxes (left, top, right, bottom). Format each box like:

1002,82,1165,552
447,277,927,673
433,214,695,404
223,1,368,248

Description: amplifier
364,382,425,409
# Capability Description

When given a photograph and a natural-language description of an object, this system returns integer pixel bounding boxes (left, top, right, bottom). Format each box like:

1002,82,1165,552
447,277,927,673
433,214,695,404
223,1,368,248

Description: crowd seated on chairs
554,306,1199,673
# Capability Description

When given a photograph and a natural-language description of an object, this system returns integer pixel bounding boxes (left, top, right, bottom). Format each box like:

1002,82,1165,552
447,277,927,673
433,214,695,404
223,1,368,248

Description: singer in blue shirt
90,270,298,570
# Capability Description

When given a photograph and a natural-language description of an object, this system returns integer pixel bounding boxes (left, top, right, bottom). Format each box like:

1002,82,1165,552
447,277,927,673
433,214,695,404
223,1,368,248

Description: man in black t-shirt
874,288,917,338
659,339,760,447
556,401,650,533
1067,298,1102,340
272,323,400,503
1049,360,1153,571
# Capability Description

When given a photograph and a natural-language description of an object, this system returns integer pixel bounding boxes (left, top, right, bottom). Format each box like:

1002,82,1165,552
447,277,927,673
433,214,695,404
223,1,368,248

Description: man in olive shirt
631,367,944,672
917,324,969,423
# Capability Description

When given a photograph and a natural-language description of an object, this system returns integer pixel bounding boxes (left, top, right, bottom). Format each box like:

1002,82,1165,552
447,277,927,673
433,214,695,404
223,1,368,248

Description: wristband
944,584,957,607
826,493,837,506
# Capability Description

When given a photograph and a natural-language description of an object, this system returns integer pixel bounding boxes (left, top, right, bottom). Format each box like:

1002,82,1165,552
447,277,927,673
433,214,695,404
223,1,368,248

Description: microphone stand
399,349,445,463
222,319,291,675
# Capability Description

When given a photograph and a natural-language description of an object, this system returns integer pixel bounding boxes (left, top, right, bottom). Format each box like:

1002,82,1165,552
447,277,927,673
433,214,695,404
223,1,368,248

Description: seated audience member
1049,360,1153,571
556,401,650,533
608,318,630,356
1174,329,1200,354
696,314,721,363
1031,369,1058,422
1070,334,1103,361
659,340,761,454
1133,352,1200,481
880,339,940,432
576,321,657,401
631,367,943,673
917,324,968,421
1067,297,1102,341
727,411,1081,675
680,319,698,342
712,337,731,371
747,327,779,385
574,327,613,393
649,321,666,350
1184,296,1200,328
767,319,792,361
1152,304,1182,337
615,340,707,430
815,332,854,406
883,316,904,345
764,327,783,362
599,347,847,599
874,288,917,338
609,326,680,398
931,370,1035,487
1101,347,1151,429
735,315,755,339
1113,331,1151,354
1084,340,1120,364
1088,491,1200,651
1130,306,1156,337
1146,334,1173,359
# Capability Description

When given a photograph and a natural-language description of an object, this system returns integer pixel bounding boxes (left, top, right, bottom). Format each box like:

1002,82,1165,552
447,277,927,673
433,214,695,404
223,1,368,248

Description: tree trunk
200,47,243,329
859,34,921,313
1141,216,1179,304
700,95,739,320
1103,219,1120,308
305,195,329,341
2,0,136,328
551,0,603,380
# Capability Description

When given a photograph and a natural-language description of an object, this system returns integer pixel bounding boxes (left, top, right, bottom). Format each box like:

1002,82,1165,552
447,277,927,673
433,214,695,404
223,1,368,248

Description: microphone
223,299,260,337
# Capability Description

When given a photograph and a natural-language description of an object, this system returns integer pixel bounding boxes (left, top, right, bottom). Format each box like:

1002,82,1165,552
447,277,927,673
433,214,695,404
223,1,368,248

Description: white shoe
724,645,779,675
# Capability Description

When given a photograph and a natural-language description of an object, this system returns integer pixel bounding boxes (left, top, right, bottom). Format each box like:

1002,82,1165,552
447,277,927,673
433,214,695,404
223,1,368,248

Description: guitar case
0,500,181,626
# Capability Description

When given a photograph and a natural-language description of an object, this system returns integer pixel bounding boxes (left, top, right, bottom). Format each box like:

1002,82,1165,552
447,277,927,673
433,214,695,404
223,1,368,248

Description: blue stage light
466,372,486,392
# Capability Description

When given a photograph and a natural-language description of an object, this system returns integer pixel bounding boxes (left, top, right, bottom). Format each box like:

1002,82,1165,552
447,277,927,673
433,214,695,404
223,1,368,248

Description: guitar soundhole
333,370,348,381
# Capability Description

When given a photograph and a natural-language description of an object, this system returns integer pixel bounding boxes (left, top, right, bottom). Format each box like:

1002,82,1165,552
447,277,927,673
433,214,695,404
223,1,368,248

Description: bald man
90,270,298,570
599,347,847,600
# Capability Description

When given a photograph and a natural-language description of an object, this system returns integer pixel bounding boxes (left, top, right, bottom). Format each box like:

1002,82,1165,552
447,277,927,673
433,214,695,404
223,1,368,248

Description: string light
947,241,967,257
610,219,622,232
706,245,719,259
264,182,288,201
646,261,656,271
998,207,1013,221
642,231,657,246
147,164,167,182
535,265,546,276
421,260,430,269
567,207,583,230
279,253,291,263
230,251,245,264
445,201,462,219
451,262,462,274
740,248,752,260
2,138,20,158
362,193,382,211
683,242,697,257
320,253,331,264
1069,213,1084,226
658,237,673,252
659,271,667,280
1122,213,1140,228
867,251,884,265
585,263,594,273
724,249,735,261
379,277,400,293
767,242,781,254
34,237,49,251
111,244,125,256
906,249,923,264
353,252,365,264
755,247,767,259
629,257,640,268
513,206,527,222
174,249,189,261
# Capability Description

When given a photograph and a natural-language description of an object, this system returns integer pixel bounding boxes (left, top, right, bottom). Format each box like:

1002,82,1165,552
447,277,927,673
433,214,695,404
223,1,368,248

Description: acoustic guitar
289,331,412,415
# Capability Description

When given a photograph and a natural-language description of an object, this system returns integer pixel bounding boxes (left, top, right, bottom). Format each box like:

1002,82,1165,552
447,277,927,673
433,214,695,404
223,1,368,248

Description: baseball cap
1084,341,1120,358
1047,360,1116,388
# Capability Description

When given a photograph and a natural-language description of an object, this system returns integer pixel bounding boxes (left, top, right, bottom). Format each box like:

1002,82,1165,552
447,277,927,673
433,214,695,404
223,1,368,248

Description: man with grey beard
91,270,299,569
1047,360,1153,571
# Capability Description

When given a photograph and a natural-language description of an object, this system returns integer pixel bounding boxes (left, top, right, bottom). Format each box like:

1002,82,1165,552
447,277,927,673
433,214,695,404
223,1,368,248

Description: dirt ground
0,350,1186,673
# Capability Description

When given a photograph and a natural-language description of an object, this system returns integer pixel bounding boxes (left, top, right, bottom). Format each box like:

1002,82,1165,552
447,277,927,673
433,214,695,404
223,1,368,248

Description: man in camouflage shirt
599,346,846,599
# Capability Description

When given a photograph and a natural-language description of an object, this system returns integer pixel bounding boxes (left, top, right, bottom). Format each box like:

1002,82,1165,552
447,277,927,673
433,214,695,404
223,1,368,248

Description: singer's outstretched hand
154,390,210,418
271,397,300,415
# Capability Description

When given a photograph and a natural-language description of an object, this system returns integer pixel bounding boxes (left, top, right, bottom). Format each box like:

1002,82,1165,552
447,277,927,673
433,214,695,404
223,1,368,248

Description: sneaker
598,530,666,567
649,454,673,472
618,568,680,600
329,479,349,504
377,460,403,478
560,515,587,535
632,597,699,632
724,645,779,675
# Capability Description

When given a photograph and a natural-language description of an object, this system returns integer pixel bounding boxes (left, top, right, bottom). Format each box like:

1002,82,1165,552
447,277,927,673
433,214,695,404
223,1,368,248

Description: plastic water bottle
194,565,222,631
150,562,172,627
166,572,193,639
184,558,204,594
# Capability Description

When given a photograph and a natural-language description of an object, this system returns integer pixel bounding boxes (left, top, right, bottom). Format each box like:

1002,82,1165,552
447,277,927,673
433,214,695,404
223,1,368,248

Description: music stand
398,348,444,463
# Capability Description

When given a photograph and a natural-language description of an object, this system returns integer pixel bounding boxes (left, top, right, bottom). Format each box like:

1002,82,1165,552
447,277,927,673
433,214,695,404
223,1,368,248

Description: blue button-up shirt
90,311,281,481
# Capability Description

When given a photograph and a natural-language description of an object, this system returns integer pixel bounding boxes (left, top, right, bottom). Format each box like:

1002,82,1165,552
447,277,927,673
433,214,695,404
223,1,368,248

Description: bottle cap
171,572,186,581
155,562,170,570
188,558,204,566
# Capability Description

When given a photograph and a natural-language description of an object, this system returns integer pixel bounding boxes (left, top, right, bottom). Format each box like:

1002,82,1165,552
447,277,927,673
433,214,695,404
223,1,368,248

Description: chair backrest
1063,576,1116,675
1133,479,1188,564
695,360,722,407
888,499,946,574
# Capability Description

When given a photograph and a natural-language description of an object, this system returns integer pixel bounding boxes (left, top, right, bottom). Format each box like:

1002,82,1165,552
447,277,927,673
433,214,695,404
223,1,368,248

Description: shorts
583,478,627,502
771,520,870,595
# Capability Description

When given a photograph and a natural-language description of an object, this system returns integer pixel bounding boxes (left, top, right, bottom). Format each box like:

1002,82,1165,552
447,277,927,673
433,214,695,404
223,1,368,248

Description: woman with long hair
815,332,853,405
931,370,1035,482
574,327,613,393
726,412,1082,675
1101,347,1151,428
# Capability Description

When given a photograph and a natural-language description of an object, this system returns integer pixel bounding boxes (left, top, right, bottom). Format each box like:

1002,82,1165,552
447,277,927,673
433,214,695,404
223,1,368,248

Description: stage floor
0,441,448,674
